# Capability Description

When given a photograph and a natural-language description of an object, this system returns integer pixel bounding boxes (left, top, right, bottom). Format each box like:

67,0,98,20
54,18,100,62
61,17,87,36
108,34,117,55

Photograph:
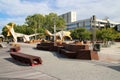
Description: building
59,11,76,24
59,11,120,30
115,24,120,31
66,15,120,30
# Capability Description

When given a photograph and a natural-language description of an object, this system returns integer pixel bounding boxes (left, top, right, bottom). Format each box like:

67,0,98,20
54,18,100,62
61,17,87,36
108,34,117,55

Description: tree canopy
71,28,91,40
96,28,119,41
2,13,66,38
25,13,66,33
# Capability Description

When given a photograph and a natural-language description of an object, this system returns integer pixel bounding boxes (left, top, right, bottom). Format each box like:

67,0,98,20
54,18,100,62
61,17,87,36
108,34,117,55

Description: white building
66,15,120,30
59,11,76,24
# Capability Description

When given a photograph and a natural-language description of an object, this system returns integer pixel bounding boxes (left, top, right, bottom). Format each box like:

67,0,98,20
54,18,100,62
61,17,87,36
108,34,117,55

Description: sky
0,0,120,33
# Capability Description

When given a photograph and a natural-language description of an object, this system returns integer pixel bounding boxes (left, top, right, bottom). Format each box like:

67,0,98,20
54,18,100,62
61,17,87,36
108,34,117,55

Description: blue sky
0,0,120,33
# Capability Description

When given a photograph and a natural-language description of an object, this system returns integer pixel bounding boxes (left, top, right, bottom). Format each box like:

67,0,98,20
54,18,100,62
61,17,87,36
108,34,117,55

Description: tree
116,33,120,40
13,24,34,35
97,28,117,41
25,14,45,28
71,28,91,40
25,14,45,39
25,13,66,33
96,28,119,46
44,13,66,32
2,26,8,38
2,13,66,40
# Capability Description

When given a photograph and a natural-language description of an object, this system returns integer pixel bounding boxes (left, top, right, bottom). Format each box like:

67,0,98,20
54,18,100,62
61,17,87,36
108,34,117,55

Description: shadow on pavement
4,58,29,66
108,66,120,72
87,60,120,72
51,51,67,59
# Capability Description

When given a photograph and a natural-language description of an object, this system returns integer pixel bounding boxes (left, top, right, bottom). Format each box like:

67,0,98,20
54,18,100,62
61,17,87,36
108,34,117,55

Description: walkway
99,42,120,63
0,42,120,80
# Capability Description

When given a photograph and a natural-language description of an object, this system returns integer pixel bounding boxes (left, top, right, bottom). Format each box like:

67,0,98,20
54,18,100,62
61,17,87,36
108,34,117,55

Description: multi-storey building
66,15,120,30
59,11,120,30
59,11,76,23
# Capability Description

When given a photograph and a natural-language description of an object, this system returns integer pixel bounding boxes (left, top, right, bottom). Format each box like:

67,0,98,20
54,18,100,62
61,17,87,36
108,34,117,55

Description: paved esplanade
0,42,120,80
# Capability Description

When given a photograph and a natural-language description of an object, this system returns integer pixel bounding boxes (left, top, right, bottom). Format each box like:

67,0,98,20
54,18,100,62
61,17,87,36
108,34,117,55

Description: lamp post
53,17,56,43
33,17,37,40
35,24,37,40
91,15,96,45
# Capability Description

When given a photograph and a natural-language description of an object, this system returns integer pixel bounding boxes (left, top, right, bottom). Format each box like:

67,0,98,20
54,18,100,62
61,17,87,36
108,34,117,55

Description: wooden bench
76,49,99,60
49,42,66,52
10,52,42,66
60,44,89,58
36,42,66,51
10,46,21,52
36,42,54,50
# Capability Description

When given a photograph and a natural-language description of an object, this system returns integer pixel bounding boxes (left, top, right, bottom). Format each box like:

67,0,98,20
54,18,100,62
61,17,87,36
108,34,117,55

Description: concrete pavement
98,42,120,63
0,42,120,80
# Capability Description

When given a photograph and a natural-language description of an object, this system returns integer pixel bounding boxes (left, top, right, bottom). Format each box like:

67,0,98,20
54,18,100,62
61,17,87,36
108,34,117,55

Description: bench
10,46,21,52
50,42,66,51
76,49,99,60
60,44,89,58
36,42,54,50
10,52,42,66
36,42,66,51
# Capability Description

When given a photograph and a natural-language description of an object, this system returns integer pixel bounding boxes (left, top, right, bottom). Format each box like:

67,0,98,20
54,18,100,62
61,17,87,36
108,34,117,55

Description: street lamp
53,17,56,43
91,15,96,45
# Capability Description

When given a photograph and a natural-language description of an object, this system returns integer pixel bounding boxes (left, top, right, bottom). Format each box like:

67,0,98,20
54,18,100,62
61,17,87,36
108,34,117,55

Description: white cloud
0,0,53,30
0,0,120,32
0,0,52,16
56,0,120,22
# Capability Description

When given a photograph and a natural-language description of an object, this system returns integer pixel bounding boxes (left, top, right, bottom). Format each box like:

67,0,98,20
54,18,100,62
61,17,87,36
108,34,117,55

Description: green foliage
44,13,65,32
2,26,8,37
25,13,65,33
114,32,120,39
44,13,56,31
2,13,66,40
37,27,45,34
71,28,91,40
25,14,45,28
96,28,118,41
14,25,34,35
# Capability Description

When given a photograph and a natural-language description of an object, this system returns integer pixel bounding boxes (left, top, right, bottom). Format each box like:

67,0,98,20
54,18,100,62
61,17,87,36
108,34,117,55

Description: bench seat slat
12,53,40,59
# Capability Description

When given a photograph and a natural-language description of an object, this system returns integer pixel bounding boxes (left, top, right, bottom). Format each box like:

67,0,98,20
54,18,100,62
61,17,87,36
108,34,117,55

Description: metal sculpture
6,23,39,43
45,29,72,41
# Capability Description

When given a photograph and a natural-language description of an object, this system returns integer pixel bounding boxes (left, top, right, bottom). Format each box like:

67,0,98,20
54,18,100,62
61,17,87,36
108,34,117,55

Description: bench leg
30,58,42,66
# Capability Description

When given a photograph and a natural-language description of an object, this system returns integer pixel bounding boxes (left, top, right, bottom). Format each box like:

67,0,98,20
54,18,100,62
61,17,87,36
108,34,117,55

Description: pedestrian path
0,42,120,80
98,42,120,63
0,42,7,48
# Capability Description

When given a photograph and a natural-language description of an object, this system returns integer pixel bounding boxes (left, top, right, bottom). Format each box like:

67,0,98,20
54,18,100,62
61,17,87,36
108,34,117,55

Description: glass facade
66,18,119,30
66,19,91,30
